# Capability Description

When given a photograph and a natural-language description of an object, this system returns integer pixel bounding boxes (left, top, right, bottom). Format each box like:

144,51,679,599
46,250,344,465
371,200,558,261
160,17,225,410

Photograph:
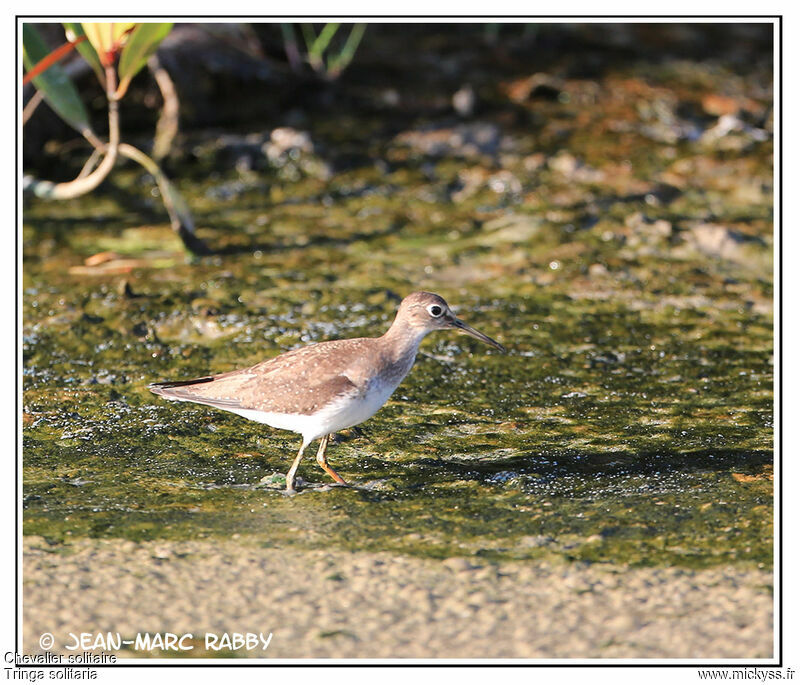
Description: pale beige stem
21,90,43,126
149,54,179,162
77,148,103,179
117,143,209,254
23,65,119,200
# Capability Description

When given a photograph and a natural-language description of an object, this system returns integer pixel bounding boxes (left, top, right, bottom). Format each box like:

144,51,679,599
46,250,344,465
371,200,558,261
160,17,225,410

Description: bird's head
395,291,505,351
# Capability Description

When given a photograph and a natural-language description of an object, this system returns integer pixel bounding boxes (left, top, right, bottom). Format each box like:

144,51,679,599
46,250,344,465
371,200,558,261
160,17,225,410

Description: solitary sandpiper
149,292,505,492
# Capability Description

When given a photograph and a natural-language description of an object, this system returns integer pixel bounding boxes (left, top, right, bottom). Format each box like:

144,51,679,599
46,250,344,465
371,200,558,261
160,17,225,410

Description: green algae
22,268,773,568
22,35,773,569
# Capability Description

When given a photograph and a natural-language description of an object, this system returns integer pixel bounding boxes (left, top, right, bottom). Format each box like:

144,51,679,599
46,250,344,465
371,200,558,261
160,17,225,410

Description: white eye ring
427,304,444,317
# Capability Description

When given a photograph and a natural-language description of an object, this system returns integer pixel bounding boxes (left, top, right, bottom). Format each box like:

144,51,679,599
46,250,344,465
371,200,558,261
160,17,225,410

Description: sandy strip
22,536,773,659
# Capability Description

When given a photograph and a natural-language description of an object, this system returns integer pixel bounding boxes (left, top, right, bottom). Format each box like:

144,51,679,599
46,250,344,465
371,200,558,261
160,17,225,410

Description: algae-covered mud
22,23,773,657
22,282,772,568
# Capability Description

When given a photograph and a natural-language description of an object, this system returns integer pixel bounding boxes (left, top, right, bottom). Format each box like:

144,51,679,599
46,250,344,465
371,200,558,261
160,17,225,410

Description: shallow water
22,24,773,568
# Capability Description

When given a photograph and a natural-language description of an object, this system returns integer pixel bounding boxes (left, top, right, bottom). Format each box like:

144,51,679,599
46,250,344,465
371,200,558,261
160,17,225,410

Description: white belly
228,377,400,445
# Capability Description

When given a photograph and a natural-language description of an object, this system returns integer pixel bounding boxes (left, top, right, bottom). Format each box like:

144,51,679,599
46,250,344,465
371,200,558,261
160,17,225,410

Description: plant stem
310,23,340,67
77,148,103,179
301,24,322,71
117,143,211,255
149,54,179,161
300,24,317,53
21,90,43,126
280,24,303,72
327,23,366,78
24,62,209,255
23,64,119,200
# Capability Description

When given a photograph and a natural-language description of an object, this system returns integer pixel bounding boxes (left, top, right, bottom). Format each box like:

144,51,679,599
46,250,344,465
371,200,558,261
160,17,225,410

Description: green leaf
327,23,366,78
22,24,90,133
117,23,173,97
310,23,340,60
63,22,104,84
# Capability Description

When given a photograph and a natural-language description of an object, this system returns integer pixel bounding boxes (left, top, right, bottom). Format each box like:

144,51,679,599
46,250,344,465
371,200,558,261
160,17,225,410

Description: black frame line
15,13,783,669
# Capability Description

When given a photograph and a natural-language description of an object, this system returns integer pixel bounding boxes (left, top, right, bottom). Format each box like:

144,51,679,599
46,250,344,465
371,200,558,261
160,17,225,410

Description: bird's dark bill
451,318,506,352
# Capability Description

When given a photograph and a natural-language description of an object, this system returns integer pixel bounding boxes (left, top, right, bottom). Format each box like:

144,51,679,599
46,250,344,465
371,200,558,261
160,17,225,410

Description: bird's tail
148,377,215,398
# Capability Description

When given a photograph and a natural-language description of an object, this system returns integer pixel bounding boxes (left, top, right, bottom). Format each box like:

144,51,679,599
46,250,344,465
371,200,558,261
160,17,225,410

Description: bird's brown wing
149,339,370,415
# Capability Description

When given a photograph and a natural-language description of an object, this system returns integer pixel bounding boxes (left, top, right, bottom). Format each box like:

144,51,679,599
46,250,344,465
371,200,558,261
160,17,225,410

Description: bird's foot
253,472,350,494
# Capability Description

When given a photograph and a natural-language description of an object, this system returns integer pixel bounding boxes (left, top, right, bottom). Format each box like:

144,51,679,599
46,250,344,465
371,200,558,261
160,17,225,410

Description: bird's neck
379,321,428,366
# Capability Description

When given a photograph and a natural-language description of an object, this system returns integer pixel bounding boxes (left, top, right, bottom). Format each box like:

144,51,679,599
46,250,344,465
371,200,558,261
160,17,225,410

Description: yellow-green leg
316,434,347,485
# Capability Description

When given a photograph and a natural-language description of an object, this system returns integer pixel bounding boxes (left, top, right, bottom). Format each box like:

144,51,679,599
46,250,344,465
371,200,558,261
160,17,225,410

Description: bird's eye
428,304,443,317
